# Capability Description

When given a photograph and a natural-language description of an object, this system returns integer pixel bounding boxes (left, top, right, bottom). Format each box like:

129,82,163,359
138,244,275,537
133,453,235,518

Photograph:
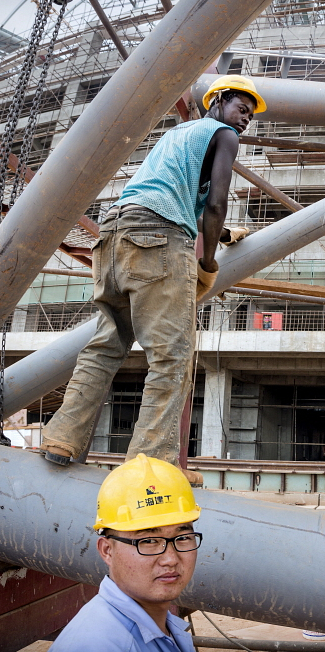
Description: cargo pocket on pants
122,233,168,282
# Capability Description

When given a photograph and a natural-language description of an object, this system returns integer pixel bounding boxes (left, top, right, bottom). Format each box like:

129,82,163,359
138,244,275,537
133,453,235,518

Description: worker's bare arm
201,128,238,273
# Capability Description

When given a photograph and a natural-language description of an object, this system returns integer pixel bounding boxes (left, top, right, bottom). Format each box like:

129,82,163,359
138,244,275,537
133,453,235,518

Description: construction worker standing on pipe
41,75,266,482
49,454,202,652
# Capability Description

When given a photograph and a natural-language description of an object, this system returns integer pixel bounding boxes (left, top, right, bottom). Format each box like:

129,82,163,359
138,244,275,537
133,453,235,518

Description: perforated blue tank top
114,118,237,239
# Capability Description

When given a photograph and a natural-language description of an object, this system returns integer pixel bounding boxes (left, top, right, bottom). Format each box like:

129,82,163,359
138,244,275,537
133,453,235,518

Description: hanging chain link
0,0,53,217
11,0,69,204
0,0,68,444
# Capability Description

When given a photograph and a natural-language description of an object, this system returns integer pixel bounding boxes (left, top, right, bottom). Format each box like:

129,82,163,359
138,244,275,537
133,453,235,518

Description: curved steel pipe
0,447,325,629
3,317,98,419
206,198,325,302
192,74,325,125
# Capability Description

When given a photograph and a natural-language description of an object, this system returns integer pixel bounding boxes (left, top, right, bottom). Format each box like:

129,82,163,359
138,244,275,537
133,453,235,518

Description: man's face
221,93,255,134
97,522,197,609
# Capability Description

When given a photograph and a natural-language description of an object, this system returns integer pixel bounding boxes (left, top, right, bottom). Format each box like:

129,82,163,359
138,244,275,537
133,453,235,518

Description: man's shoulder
49,593,137,652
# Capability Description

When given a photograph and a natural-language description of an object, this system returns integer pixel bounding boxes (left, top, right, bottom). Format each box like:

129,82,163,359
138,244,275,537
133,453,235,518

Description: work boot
178,465,203,487
221,226,250,246
43,445,71,466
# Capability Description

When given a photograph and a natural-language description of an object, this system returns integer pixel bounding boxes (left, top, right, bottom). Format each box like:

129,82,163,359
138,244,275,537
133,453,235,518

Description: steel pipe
0,0,272,324
3,317,98,419
192,639,325,651
227,286,325,304
232,160,303,212
192,74,325,125
88,0,129,61
41,267,93,277
1,446,325,630
205,198,325,302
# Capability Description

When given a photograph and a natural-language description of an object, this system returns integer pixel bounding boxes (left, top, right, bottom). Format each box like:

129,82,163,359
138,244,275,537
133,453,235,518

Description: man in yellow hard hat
41,75,266,483
49,455,202,651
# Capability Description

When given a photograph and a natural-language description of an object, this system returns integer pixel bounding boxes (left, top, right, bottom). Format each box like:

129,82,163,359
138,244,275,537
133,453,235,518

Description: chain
0,0,62,443
0,0,53,217
11,0,69,204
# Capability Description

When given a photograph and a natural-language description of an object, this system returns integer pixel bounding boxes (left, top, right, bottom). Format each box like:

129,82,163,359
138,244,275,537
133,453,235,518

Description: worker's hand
222,226,249,246
197,259,219,302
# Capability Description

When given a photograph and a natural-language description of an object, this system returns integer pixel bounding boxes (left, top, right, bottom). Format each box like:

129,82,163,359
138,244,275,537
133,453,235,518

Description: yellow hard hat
202,74,267,113
93,454,201,532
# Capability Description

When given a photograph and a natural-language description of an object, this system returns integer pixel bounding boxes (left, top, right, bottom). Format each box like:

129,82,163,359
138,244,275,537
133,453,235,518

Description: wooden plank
235,277,325,298
16,642,52,652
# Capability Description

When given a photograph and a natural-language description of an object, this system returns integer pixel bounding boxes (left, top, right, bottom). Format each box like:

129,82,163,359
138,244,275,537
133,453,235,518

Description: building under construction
1,0,325,649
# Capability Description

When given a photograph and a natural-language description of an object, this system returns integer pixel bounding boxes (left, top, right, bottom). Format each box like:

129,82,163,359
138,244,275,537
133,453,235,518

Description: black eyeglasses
105,532,202,556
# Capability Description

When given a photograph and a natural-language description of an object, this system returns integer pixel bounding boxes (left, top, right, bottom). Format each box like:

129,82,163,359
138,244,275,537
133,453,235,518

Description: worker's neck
136,598,171,635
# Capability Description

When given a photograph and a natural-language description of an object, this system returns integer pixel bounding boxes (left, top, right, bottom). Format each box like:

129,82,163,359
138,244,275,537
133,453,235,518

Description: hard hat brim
202,84,267,113
94,506,201,532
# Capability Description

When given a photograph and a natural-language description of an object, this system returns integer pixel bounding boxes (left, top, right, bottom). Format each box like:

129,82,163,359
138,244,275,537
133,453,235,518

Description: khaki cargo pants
42,206,197,465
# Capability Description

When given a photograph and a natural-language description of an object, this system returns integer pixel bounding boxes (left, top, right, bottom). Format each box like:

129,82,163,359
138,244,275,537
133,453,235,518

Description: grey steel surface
3,316,98,419
0,0,271,323
0,446,325,629
205,198,325,303
192,74,325,125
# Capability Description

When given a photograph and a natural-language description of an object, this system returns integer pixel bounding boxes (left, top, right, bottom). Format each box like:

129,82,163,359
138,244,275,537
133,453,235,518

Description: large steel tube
192,74,325,125
208,198,325,302
4,198,325,417
0,0,272,324
3,316,98,419
1,446,325,629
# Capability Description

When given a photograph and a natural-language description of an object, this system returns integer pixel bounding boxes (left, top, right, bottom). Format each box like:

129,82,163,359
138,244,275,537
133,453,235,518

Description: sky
0,0,85,36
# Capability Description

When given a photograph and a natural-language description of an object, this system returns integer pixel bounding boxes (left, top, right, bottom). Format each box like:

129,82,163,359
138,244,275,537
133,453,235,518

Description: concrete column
10,308,27,333
201,368,232,458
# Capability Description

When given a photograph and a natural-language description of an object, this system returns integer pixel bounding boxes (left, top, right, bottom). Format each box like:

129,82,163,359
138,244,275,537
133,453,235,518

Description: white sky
0,1,38,34
0,0,85,36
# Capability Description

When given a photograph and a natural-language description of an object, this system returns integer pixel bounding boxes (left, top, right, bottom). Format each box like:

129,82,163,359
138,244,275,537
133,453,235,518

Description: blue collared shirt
50,575,195,652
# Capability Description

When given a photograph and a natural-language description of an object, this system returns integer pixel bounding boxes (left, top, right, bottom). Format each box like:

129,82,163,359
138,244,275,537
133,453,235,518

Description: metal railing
234,309,325,332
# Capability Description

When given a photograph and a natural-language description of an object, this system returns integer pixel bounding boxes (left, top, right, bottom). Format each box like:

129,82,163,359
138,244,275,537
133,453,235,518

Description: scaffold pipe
0,446,324,630
192,74,325,125
0,0,272,324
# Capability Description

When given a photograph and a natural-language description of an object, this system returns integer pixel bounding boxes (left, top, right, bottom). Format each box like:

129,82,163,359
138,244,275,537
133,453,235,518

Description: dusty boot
41,444,71,466
222,226,250,246
177,465,203,487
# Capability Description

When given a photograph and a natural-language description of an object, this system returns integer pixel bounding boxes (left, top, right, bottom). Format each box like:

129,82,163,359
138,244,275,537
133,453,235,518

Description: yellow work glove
223,226,249,246
197,259,219,302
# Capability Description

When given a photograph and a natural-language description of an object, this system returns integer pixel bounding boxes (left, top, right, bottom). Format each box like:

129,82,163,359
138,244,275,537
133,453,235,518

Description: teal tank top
114,118,237,239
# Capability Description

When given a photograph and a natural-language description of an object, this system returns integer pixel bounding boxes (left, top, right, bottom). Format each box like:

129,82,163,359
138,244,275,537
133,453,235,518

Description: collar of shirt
99,576,190,646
